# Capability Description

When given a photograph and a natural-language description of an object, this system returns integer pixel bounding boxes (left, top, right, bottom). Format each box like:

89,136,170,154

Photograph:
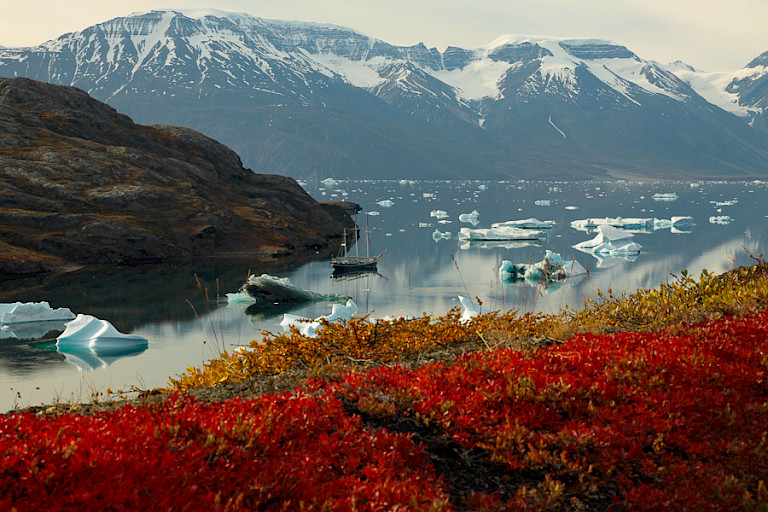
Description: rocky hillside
0,77,352,276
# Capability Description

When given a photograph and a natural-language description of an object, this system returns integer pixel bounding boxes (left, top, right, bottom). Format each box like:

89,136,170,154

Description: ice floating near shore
458,226,543,241
570,216,693,233
709,216,733,225
458,295,488,323
653,192,678,201
458,210,480,225
499,250,586,284
57,314,148,351
491,218,555,230
320,177,337,187
227,274,348,307
430,209,449,219
574,225,642,256
432,229,452,241
280,299,358,338
377,199,394,207
0,301,75,325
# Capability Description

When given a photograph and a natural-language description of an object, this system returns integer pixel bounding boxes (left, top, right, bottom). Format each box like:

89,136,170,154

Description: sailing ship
331,216,387,273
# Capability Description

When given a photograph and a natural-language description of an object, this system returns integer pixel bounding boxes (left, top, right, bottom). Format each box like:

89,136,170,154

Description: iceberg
458,226,543,241
534,200,551,206
1,321,69,341
653,192,678,201
321,177,337,187
478,184,487,191
458,240,539,250
458,295,488,323
227,274,348,307
57,314,148,350
573,225,642,256
430,209,449,219
458,209,480,225
709,215,732,224
280,299,358,338
0,301,75,325
499,250,586,284
491,218,555,230
376,199,394,207
432,229,452,241
571,216,693,233
367,211,381,216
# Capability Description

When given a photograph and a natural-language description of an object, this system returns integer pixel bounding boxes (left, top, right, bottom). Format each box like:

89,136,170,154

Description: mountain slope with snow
1,9,766,179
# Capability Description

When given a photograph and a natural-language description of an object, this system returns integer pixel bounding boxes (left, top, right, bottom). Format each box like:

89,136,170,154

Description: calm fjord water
1,180,766,411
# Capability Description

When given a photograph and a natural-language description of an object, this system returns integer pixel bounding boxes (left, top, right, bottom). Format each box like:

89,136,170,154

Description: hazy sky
1,0,766,71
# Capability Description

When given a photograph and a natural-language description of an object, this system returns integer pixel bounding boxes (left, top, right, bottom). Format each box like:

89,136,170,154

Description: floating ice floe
713,200,737,206
458,210,480,225
57,314,148,351
367,211,380,216
709,216,733,225
377,199,394,207
534,200,551,206
499,250,586,284
399,180,415,185
491,218,555,230
432,229,452,241
573,225,642,256
280,299,358,338
321,177,337,187
565,206,579,210
430,209,449,219
423,193,436,198
458,295,488,323
458,226,543,241
418,222,433,228
478,185,487,191
653,192,678,201
570,216,693,233
0,301,75,325
227,274,348,307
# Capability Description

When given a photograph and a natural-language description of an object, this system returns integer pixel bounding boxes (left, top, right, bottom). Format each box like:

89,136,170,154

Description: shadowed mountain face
1,10,767,180
0,77,352,277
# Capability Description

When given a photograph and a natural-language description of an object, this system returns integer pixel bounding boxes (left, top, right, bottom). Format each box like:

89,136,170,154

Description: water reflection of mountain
0,249,336,333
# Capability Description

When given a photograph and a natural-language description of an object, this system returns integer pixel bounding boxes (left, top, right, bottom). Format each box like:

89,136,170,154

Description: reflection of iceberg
280,299,358,338
0,301,75,325
653,192,678,201
491,218,555,230
458,239,540,250
57,315,148,350
458,226,543,241
458,210,480,225
227,274,348,307
0,321,69,341
432,229,452,242
58,344,147,372
574,226,642,256
499,250,586,284
589,253,640,268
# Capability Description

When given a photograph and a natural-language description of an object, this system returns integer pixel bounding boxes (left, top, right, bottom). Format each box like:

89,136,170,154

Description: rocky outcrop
0,77,352,276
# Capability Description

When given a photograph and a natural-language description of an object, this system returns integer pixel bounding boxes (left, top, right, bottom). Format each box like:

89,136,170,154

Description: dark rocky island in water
0,77,352,276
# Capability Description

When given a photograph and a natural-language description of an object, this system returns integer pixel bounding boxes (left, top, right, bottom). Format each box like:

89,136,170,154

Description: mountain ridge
0,9,766,179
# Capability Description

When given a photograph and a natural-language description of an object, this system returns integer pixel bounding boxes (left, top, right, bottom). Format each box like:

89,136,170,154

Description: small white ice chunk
458,295,488,323
709,216,732,225
432,229,452,241
376,199,394,207
458,210,480,225
280,300,358,338
653,193,678,201
430,209,449,219
573,225,642,256
534,200,551,206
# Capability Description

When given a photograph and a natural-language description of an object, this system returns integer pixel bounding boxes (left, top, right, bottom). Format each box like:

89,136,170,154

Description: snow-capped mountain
1,9,767,179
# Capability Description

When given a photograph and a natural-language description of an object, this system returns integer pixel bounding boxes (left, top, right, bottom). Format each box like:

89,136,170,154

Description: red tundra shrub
0,393,450,511
335,310,768,510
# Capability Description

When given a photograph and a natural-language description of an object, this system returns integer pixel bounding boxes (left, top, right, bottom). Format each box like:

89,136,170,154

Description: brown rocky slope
0,78,352,276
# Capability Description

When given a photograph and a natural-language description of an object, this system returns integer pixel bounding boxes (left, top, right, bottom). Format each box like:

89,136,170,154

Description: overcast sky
1,0,766,71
